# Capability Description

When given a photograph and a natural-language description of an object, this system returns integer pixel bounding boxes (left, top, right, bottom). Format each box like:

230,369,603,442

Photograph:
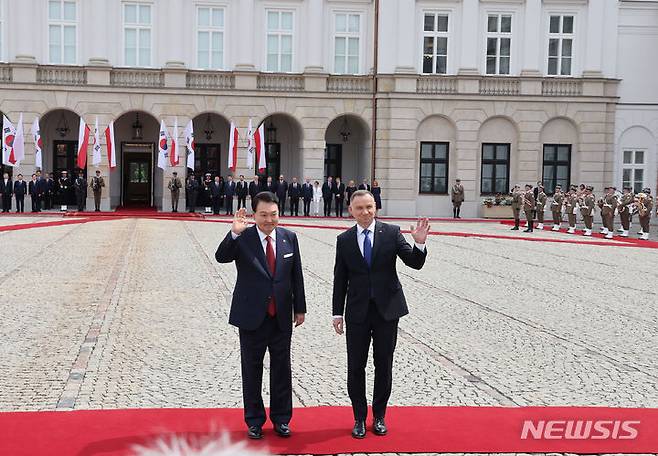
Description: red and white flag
77,117,91,170
32,116,43,169
183,119,195,170
228,121,238,173
104,120,116,169
170,117,179,167
14,114,25,166
246,118,254,170
157,119,169,170
92,117,102,167
254,122,266,173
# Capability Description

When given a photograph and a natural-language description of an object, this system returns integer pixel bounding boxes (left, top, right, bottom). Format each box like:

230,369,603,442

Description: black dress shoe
352,420,366,439
373,417,387,436
247,425,263,440
273,423,291,438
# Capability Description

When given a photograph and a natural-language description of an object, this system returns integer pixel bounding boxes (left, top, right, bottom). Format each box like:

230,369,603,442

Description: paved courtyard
1,215,657,455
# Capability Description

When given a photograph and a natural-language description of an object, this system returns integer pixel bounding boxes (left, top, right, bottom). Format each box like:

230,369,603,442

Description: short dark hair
350,189,374,203
252,191,279,212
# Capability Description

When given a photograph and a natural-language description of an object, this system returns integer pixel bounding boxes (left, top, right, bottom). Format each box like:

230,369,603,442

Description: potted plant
481,193,514,218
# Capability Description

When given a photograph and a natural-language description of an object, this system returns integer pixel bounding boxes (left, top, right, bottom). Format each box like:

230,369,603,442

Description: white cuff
414,242,426,252
332,315,343,319
230,231,240,239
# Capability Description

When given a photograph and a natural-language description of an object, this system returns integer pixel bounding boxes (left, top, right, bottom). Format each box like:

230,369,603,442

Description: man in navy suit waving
332,190,430,439
216,191,306,440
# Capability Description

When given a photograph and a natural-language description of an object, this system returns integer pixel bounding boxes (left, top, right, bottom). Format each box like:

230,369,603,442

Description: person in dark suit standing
275,175,288,216
210,176,224,215
301,178,313,217
13,174,27,213
357,179,371,192
288,177,301,216
332,190,429,439
45,173,55,210
334,177,346,217
1,172,13,212
215,192,306,440
186,173,199,212
74,170,87,212
225,175,236,215
28,174,39,212
248,175,261,213
345,180,358,207
321,176,334,217
236,175,248,210
265,176,276,194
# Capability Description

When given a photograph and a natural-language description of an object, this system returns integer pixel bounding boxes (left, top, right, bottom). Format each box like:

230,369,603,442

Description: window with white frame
622,150,645,194
48,0,77,64
124,3,152,67
485,14,511,75
197,6,224,69
422,13,448,74
547,15,574,76
334,13,360,74
266,10,293,72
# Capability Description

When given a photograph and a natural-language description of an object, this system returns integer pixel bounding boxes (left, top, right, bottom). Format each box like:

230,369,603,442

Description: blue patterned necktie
363,229,372,268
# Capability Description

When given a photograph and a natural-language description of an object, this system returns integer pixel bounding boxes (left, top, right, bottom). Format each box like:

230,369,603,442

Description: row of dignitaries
0,170,105,213
215,190,429,440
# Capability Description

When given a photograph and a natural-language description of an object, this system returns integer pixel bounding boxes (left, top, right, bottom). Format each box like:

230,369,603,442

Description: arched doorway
41,108,83,206
324,114,370,186
258,114,303,182
111,111,160,208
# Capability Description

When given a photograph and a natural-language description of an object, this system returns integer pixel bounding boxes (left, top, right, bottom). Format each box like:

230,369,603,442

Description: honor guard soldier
565,186,578,234
74,170,87,212
168,171,182,212
90,170,105,212
57,170,71,209
450,179,465,218
535,183,547,230
186,173,199,212
580,186,595,236
510,185,523,230
550,184,564,231
636,188,653,240
522,184,536,232
601,186,618,239
617,186,634,237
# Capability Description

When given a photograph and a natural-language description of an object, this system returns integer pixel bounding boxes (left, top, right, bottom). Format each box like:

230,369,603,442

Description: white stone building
0,0,656,216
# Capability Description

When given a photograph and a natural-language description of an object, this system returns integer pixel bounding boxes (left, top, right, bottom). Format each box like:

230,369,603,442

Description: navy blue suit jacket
216,225,306,331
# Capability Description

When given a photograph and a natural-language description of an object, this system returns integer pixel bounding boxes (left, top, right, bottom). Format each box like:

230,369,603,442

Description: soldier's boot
638,229,644,235
617,226,625,232
551,224,560,231
567,226,576,234
605,232,614,239
511,219,520,230
537,223,544,230
640,232,649,241
584,229,592,237
601,227,609,235
620,230,629,238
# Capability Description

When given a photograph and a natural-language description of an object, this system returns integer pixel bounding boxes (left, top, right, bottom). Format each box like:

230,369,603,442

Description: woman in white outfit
312,180,322,216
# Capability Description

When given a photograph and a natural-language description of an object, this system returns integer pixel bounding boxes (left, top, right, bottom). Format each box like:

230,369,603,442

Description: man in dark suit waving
216,191,306,440
332,190,429,439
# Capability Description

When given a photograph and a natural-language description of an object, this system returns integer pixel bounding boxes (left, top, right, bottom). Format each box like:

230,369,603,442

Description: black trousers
76,193,86,212
212,195,222,214
303,198,311,216
15,196,24,213
335,197,344,217
290,197,299,216
225,196,234,215
188,192,198,212
45,193,53,210
1,194,11,212
323,197,332,216
239,316,293,427
346,301,399,421
237,195,247,210
277,199,286,216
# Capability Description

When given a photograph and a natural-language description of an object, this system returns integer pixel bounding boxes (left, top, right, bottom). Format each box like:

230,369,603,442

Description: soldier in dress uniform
450,179,465,219
90,170,105,212
74,170,87,212
564,185,578,234
186,173,199,212
535,183,547,230
168,171,182,212
522,184,536,232
636,188,653,240
45,173,55,210
510,185,523,230
550,184,564,231
579,186,596,236
57,170,71,207
617,186,634,238
601,186,618,239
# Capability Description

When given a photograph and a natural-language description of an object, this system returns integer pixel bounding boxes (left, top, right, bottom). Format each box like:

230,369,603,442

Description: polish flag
104,121,116,169
246,118,254,170
92,117,102,167
183,119,195,170
77,117,91,170
32,117,43,169
170,117,179,166
157,119,169,170
254,122,266,173
228,121,238,173
13,114,25,165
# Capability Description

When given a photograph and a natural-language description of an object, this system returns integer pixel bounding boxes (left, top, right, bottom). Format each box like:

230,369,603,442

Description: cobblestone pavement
1,215,657,456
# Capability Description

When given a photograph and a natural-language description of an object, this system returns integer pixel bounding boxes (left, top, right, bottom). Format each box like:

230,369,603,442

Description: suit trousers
239,316,292,427
346,301,399,421
303,198,311,216
225,196,234,214
237,195,247,209
212,196,222,214
1,194,11,212
289,197,299,216
15,196,24,212
323,197,332,216
335,197,344,217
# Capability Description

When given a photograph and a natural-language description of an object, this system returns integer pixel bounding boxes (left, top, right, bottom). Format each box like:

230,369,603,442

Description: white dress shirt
231,226,276,256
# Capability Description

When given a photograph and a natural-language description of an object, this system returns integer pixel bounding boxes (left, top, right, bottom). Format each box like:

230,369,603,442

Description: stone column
235,0,256,70
304,0,324,72
458,0,479,75
583,0,604,77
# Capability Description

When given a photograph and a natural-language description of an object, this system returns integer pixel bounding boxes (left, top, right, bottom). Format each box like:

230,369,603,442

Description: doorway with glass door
122,143,153,207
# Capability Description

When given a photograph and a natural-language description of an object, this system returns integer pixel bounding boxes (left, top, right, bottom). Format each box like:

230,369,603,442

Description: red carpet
0,218,90,232
1,406,656,455
64,208,202,218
